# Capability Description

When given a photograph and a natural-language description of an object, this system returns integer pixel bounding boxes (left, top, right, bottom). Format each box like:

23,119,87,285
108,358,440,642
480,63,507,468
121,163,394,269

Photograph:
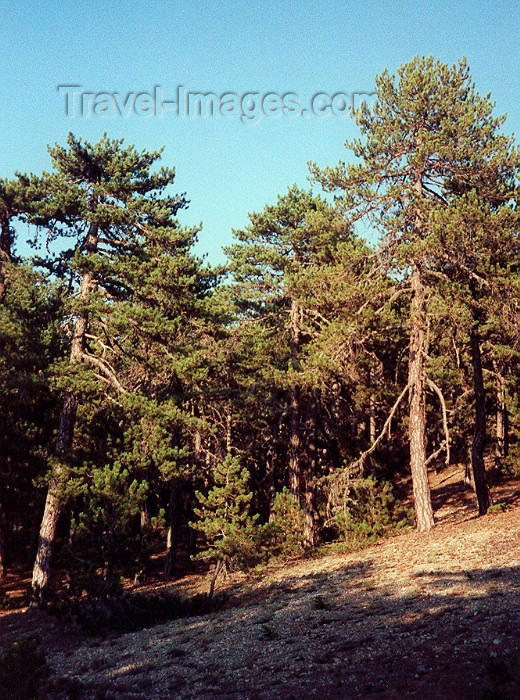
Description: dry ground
1,465,520,699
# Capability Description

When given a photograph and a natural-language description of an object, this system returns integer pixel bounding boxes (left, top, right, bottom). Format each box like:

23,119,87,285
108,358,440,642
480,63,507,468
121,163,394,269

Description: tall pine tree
311,56,519,528
27,133,212,598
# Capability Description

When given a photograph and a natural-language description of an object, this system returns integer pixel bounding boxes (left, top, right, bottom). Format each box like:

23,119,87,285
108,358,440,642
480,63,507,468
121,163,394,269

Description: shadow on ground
26,556,520,700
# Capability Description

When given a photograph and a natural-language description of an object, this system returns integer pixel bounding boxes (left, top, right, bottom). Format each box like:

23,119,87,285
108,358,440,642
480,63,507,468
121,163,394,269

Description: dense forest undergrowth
1,461,519,610
1,462,519,699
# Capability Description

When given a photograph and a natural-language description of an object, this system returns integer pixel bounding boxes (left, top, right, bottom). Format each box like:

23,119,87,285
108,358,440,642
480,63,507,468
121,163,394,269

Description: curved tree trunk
408,265,435,532
31,393,77,599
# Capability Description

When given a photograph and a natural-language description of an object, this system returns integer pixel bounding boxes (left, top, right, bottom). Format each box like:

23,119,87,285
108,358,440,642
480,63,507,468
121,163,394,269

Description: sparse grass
487,503,510,514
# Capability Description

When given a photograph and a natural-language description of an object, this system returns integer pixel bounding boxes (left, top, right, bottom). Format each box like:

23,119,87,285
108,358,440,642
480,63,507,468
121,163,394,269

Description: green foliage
0,262,63,569
486,503,511,514
0,634,50,700
264,488,307,556
68,463,158,582
0,58,519,591
311,55,520,523
330,473,411,543
192,455,261,572
499,446,520,479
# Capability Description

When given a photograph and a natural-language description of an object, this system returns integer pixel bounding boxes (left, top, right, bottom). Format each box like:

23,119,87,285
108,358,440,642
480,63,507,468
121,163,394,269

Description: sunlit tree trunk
288,299,302,496
31,223,98,601
369,392,377,445
164,479,178,578
408,264,435,532
495,370,508,475
302,388,320,547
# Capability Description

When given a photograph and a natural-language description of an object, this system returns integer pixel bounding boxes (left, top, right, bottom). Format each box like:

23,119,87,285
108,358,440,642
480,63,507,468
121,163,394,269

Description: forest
0,56,519,608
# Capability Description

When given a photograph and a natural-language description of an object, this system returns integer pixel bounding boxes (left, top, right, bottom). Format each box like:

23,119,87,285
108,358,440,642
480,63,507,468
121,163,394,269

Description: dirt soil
1,465,520,699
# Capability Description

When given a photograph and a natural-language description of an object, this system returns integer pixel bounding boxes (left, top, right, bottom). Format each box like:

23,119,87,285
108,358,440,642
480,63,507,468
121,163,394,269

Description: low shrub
329,473,411,544
48,583,228,636
263,488,307,556
0,634,50,700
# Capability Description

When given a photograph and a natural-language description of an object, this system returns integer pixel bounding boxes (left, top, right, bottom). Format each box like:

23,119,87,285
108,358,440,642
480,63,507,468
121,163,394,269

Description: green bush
68,463,158,585
264,488,307,556
487,503,510,514
0,634,50,700
332,475,410,543
498,446,520,479
191,455,263,590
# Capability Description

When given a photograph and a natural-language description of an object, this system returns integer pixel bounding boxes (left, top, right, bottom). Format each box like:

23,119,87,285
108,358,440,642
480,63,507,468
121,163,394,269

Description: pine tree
0,178,24,302
429,189,520,510
311,56,519,527
0,263,61,578
192,454,258,600
225,185,350,545
26,133,209,599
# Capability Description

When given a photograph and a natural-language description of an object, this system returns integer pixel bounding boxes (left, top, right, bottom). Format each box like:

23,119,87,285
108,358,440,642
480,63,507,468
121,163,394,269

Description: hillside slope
2,471,520,699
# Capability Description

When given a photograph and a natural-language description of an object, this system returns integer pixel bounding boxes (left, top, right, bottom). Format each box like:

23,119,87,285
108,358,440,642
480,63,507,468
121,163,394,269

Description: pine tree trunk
225,403,233,454
408,265,435,532
464,459,475,490
140,503,150,530
31,223,98,601
0,214,12,302
0,501,6,579
31,393,77,599
208,559,222,603
302,389,319,547
288,300,302,497
369,392,377,444
164,480,178,578
288,385,301,495
470,329,491,514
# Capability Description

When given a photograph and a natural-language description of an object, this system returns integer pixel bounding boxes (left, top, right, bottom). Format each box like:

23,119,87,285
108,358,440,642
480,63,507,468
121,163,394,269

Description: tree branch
426,378,450,467
355,383,410,471
81,352,127,394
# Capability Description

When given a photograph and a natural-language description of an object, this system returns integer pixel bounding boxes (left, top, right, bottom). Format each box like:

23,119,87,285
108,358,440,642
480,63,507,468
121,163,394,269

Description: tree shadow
31,557,520,699
431,472,520,525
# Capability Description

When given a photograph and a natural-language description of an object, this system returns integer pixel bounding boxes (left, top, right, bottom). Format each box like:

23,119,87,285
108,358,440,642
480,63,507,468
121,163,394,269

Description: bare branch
81,352,127,394
426,378,451,467
425,444,447,468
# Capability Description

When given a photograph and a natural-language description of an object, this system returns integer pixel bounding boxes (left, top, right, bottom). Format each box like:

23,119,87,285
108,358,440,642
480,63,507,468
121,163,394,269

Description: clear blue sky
2,0,519,262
